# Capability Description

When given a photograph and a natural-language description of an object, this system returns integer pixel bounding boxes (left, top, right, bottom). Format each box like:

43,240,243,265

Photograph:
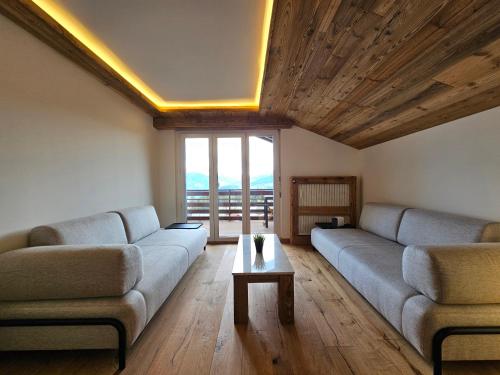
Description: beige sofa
0,205,207,369
312,203,500,371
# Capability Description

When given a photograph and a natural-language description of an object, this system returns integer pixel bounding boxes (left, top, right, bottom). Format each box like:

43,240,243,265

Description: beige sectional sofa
0,205,207,369
312,203,500,371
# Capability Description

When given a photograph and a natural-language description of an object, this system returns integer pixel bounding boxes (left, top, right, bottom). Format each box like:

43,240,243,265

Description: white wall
279,126,361,238
154,130,178,226
0,16,157,252
361,107,500,221
153,126,361,239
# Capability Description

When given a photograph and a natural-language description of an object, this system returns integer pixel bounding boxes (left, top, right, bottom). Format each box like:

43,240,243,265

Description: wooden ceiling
2,0,500,147
260,0,500,148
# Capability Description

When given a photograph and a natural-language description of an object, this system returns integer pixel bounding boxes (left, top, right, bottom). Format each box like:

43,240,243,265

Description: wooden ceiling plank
358,1,500,109
331,80,451,140
342,69,500,145
309,100,350,132
259,0,296,113
266,0,348,115
323,77,443,136
285,2,394,125
350,86,500,149
320,0,449,104
260,0,325,113
260,0,500,147
301,1,446,132
366,23,448,83
324,107,377,138
289,52,344,115
330,0,500,142
264,0,399,121
295,11,385,113
370,0,397,17
430,0,491,29
433,38,500,88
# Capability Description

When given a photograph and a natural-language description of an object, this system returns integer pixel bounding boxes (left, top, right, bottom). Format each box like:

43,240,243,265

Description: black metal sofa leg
432,326,500,375
0,318,127,370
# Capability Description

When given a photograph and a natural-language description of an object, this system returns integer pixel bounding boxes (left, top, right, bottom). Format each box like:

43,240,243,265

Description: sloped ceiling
260,0,500,148
1,0,500,147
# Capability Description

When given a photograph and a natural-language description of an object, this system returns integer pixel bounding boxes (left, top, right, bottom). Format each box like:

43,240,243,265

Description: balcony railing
186,189,274,227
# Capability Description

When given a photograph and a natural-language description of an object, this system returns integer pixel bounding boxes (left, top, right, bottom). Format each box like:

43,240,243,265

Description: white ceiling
56,0,267,102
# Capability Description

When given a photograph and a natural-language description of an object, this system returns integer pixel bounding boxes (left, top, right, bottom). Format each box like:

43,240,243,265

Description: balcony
186,189,274,236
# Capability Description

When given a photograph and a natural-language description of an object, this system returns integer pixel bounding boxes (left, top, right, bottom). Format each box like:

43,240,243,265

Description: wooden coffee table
232,234,295,324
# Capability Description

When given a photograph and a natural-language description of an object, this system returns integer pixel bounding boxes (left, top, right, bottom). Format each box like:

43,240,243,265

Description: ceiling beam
153,111,294,130
0,0,160,116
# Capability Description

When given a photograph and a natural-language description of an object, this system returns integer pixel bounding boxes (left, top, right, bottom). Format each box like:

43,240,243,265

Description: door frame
175,130,281,242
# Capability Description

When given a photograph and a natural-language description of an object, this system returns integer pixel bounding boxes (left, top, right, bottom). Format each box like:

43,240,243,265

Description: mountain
250,175,274,189
218,176,241,190
186,172,273,190
186,172,209,190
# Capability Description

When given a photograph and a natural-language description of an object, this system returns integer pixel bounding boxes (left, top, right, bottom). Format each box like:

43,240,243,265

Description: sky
185,136,274,180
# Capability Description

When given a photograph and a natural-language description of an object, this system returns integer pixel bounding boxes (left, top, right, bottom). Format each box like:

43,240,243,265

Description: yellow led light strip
32,0,274,111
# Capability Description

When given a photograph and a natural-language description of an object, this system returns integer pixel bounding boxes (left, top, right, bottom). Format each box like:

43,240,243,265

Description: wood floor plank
209,281,243,375
1,244,500,375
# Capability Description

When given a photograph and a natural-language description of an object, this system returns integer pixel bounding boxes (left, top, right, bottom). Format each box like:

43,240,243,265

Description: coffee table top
232,234,294,276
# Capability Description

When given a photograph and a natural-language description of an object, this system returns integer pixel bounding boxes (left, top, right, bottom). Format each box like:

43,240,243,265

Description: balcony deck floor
192,219,274,238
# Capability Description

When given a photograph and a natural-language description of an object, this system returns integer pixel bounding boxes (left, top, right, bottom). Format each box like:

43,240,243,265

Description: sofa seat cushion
359,203,409,241
0,290,147,349
311,228,398,268
338,245,418,332
0,245,143,301
402,295,500,361
29,213,128,246
397,208,500,246
135,228,207,267
115,206,161,243
133,245,189,322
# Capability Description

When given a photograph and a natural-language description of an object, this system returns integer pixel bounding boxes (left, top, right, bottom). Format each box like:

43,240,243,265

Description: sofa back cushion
29,212,128,246
359,203,409,241
402,244,500,304
397,208,500,246
115,206,160,243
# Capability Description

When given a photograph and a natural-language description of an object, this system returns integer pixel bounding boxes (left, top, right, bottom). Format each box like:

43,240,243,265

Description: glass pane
217,137,242,237
185,138,210,237
249,136,274,234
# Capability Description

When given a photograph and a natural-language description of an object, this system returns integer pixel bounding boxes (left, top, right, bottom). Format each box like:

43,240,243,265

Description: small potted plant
253,234,265,253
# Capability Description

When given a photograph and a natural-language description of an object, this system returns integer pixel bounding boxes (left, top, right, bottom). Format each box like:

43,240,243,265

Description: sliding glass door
177,131,279,242
183,137,212,237
249,136,275,234
216,137,244,238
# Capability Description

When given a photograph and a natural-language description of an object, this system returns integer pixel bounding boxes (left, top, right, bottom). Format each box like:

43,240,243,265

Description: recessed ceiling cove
37,0,273,109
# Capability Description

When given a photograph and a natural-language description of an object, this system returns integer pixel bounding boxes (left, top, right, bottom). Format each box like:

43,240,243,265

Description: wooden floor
2,244,500,375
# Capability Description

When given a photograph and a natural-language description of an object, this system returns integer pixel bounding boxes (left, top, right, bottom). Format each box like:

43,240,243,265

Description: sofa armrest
0,245,143,301
402,244,500,304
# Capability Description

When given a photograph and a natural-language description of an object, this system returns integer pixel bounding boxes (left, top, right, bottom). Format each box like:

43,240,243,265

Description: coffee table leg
233,275,248,324
278,275,294,324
